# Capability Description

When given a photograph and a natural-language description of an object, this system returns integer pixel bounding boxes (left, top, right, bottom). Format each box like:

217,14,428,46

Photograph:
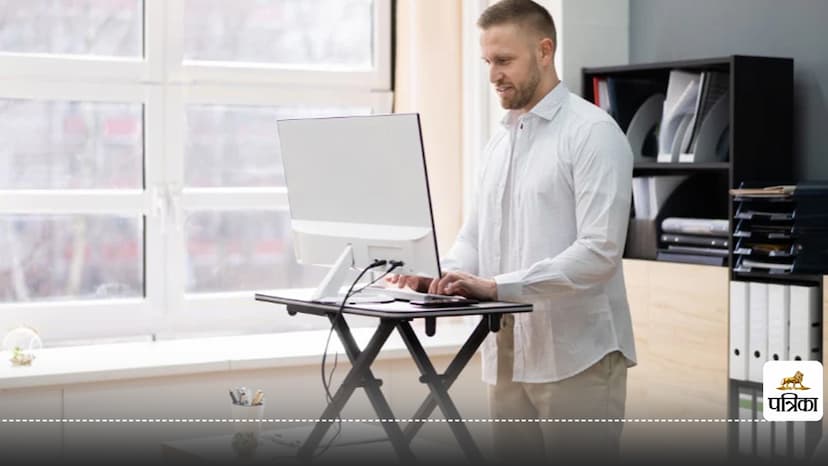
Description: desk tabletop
255,288,532,319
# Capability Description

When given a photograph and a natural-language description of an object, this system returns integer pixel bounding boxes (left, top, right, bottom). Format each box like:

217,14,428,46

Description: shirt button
519,123,524,130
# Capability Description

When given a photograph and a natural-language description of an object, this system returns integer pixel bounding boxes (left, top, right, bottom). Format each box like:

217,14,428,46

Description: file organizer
583,55,794,265
732,184,828,276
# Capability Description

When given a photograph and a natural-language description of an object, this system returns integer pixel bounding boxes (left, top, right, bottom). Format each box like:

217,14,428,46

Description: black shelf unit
586,56,818,461
582,55,794,267
726,189,825,460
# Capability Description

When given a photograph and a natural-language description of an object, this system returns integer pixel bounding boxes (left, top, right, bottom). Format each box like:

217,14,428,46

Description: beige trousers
488,314,627,463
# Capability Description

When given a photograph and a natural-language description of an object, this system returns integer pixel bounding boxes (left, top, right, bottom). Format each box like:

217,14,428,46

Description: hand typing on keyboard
386,271,498,301
385,274,433,293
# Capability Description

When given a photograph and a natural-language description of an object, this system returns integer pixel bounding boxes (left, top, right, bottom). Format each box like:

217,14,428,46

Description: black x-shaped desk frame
255,290,532,464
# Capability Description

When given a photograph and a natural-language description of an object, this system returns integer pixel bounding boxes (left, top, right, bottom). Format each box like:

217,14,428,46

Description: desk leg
403,317,490,442
298,319,415,463
397,321,485,464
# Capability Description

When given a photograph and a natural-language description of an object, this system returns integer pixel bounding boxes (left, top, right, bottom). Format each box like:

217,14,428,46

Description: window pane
183,0,373,68
0,99,143,190
0,0,143,57
0,215,143,303
185,210,322,293
184,105,370,188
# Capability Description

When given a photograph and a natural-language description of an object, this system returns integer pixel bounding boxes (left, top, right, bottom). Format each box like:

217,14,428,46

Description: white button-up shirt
443,82,637,383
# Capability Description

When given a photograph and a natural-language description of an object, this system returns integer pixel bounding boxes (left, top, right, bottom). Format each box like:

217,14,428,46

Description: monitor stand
311,245,395,305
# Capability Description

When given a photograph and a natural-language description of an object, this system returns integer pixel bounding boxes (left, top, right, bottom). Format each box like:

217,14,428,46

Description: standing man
390,0,635,462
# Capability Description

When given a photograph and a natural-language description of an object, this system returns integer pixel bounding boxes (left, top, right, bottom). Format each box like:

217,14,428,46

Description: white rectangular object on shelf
767,284,790,362
788,285,820,362
729,281,750,381
748,282,769,383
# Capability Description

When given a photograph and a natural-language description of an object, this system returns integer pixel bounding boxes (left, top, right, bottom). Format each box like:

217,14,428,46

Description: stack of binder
736,385,813,459
729,280,822,458
730,183,828,275
730,281,821,382
656,217,729,265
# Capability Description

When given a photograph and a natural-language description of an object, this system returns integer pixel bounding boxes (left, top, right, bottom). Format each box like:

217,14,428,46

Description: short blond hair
477,0,556,45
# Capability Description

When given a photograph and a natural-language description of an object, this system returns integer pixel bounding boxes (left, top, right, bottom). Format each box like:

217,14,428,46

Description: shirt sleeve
440,191,480,275
494,120,633,301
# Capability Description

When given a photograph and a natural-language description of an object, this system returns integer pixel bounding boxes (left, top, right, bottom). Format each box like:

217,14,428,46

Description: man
390,0,635,462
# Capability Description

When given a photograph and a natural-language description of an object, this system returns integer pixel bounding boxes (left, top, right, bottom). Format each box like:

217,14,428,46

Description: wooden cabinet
621,259,729,460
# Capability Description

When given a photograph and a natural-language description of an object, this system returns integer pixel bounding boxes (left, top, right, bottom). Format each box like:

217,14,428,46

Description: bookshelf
586,56,825,461
582,55,794,268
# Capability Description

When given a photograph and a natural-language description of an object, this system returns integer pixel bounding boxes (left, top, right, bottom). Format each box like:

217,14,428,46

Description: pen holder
231,403,264,457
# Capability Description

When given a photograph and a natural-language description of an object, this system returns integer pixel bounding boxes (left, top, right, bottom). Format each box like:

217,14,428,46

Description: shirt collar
500,81,568,127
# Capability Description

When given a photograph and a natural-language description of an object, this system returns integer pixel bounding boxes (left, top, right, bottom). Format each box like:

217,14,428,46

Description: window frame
0,80,165,342
165,86,392,335
164,0,392,90
0,0,393,343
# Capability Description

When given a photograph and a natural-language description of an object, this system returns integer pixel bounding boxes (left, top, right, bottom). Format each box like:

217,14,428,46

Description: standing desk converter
254,289,532,463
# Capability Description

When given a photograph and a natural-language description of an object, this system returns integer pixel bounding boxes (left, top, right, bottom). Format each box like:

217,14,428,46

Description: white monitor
276,113,442,302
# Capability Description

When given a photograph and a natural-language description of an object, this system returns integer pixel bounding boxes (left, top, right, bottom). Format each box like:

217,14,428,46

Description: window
0,0,143,57
181,0,374,68
0,0,392,342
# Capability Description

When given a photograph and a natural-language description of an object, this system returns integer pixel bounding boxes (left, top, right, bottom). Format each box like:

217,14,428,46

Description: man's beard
499,66,541,110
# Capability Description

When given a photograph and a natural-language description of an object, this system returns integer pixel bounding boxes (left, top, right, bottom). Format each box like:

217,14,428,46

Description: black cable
315,259,393,457
351,261,404,295
325,261,402,404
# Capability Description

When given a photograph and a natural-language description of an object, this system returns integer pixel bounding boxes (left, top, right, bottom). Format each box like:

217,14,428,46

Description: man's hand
385,274,433,293
429,271,498,301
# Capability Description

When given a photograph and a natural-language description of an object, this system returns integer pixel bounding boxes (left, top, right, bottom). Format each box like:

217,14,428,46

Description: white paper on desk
658,71,701,159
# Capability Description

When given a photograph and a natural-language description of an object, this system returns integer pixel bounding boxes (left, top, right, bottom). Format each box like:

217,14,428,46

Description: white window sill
0,320,480,390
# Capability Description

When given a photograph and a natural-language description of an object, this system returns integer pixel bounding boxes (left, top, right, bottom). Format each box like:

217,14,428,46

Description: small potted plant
10,345,34,366
3,326,41,367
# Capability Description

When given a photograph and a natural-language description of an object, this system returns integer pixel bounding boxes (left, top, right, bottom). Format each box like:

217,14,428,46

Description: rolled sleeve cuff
494,271,524,301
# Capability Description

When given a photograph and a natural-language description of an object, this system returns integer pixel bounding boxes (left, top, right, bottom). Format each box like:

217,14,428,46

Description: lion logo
777,370,810,390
